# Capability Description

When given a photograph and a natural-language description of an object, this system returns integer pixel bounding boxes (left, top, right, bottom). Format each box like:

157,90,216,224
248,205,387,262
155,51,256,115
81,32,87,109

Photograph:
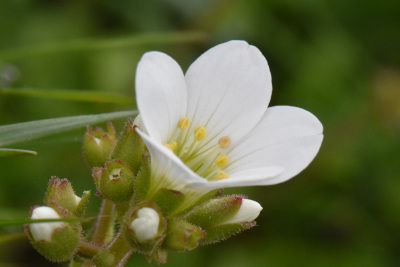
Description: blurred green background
1,0,400,266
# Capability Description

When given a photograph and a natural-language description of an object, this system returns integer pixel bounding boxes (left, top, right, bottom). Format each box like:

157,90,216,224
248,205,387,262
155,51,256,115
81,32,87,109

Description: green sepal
151,188,185,215
184,196,243,229
44,177,81,215
75,190,91,217
83,122,117,169
121,201,167,254
92,249,115,267
164,219,205,252
111,119,144,172
145,249,168,265
176,188,224,216
92,159,134,202
134,151,151,202
200,221,256,245
25,222,82,263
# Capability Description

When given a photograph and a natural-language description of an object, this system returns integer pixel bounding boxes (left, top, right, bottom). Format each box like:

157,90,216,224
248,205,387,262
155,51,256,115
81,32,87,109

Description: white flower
29,206,65,242
130,207,160,243
135,40,323,200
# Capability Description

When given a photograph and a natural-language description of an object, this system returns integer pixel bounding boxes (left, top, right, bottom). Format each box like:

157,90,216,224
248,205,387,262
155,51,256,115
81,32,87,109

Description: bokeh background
1,0,400,266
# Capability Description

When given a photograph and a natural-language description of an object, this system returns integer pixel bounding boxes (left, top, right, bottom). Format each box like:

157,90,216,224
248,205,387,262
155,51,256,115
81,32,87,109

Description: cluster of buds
26,119,262,265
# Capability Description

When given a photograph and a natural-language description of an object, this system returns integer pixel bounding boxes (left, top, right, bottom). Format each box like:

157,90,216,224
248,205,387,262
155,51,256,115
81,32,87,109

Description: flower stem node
184,196,262,244
83,122,117,169
25,206,81,263
164,219,205,252
44,177,90,217
122,202,166,253
92,160,135,203
111,118,145,172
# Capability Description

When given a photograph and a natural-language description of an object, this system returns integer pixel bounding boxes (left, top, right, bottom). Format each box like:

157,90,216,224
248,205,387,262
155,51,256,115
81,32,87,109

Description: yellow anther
194,126,206,141
218,136,231,148
215,153,228,168
164,141,177,152
216,170,229,180
177,117,190,130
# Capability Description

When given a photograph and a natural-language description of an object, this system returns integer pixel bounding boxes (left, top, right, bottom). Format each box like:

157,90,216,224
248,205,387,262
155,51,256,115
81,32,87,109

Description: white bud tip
29,206,65,242
226,199,263,224
74,195,82,205
130,207,160,243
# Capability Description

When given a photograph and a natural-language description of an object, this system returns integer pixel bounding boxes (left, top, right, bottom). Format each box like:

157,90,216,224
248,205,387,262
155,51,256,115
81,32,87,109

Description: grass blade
0,88,135,105
0,31,208,61
0,148,37,156
0,110,137,146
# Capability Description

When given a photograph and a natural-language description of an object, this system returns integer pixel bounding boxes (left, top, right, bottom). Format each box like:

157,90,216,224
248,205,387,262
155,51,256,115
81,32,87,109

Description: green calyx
44,177,90,217
25,222,82,263
121,201,167,254
83,122,117,169
111,119,144,172
92,159,135,203
164,219,205,252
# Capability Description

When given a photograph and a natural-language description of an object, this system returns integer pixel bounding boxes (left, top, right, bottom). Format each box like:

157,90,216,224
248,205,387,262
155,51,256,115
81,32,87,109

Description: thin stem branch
92,199,116,246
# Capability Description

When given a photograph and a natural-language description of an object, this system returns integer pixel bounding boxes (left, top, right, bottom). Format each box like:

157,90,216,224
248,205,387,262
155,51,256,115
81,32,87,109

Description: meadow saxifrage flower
134,40,323,202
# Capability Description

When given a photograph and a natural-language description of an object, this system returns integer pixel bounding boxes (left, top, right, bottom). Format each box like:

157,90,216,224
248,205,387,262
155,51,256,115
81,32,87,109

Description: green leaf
0,148,37,156
0,88,135,105
0,31,208,61
0,110,137,147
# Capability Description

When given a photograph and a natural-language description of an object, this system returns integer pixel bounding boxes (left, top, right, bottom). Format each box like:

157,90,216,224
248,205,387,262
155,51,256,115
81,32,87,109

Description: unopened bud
122,202,166,253
83,122,117,168
26,206,81,262
29,206,64,242
184,196,261,244
223,199,262,224
92,159,134,202
130,207,160,243
164,219,205,251
45,177,89,216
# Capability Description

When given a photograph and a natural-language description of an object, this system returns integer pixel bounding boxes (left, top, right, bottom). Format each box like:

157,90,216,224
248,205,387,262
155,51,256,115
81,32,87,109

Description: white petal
130,207,160,243
184,40,272,146
136,128,205,192
189,166,283,189
30,206,64,242
224,199,262,224
226,105,323,185
135,51,187,143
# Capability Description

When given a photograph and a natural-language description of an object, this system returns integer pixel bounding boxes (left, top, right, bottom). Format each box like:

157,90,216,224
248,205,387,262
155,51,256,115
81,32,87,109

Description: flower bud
44,177,89,216
29,206,65,242
164,219,205,252
122,202,166,253
92,159,134,202
83,122,117,168
184,196,261,244
111,119,144,172
130,208,160,243
223,199,262,224
26,206,81,262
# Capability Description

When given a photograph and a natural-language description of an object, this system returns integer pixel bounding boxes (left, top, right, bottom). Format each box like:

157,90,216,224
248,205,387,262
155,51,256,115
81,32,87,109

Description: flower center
164,116,231,181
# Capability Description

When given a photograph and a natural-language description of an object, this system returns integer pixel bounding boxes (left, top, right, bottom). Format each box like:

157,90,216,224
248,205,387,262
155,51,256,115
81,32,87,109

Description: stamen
216,170,229,180
215,153,228,168
164,141,177,152
218,136,231,148
194,126,206,141
177,117,190,130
